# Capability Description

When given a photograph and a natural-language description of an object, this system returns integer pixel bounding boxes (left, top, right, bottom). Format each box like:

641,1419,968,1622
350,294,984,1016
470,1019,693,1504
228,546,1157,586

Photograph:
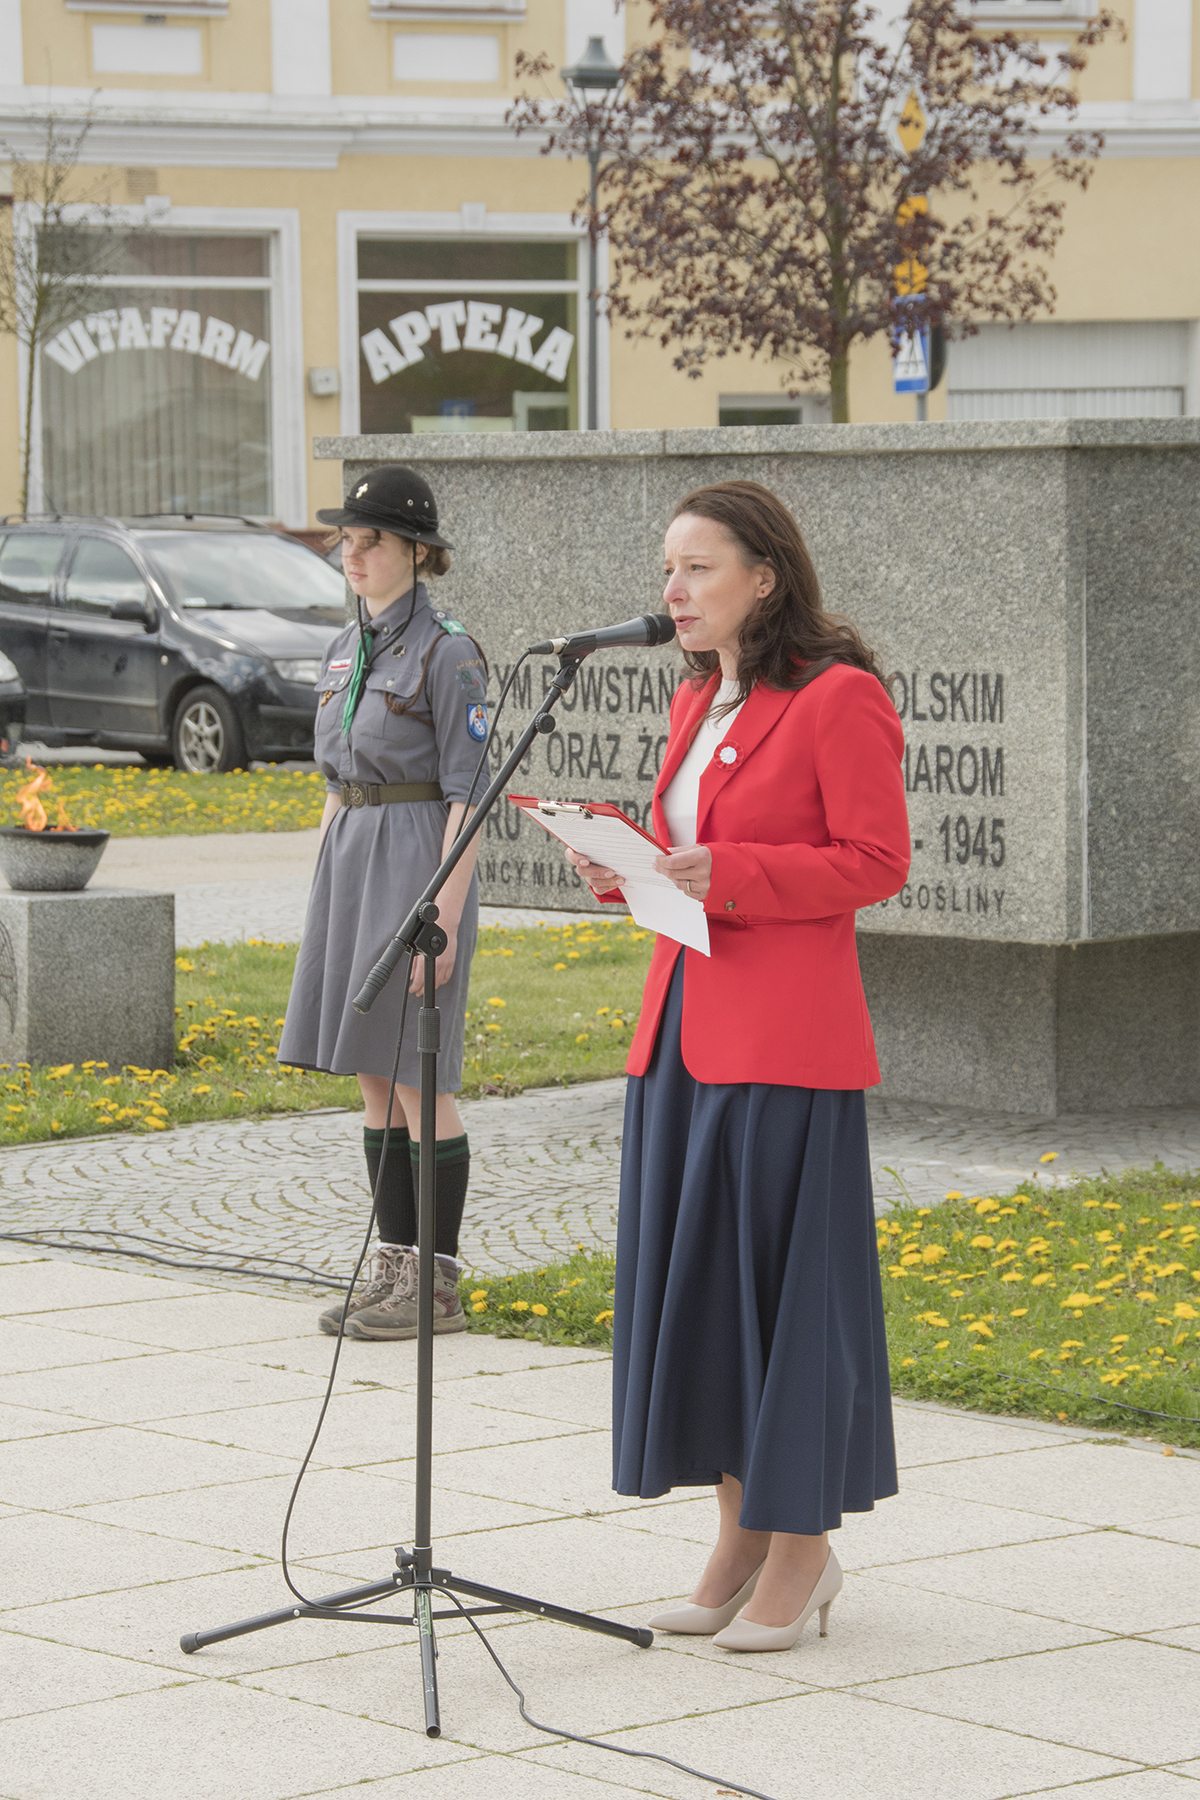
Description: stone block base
858,931,1200,1116
0,887,175,1070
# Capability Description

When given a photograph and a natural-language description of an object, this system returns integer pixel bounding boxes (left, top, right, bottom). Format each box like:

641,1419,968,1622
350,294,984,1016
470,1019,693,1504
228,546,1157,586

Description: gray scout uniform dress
277,582,487,1088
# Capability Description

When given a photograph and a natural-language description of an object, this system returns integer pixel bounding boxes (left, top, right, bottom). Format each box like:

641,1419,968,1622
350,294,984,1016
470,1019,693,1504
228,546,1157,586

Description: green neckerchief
340,618,374,736
340,561,421,737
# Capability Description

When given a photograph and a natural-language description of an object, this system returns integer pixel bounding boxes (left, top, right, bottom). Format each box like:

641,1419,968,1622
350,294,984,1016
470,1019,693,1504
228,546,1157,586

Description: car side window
64,538,150,615
0,534,67,603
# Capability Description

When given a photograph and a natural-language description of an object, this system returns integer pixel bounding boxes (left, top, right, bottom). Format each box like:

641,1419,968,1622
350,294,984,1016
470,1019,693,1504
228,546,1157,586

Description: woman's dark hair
670,481,884,708
324,525,450,579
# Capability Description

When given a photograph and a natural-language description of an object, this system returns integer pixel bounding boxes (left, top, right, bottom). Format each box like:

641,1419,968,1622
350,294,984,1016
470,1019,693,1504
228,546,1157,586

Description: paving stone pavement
3,1081,1200,1288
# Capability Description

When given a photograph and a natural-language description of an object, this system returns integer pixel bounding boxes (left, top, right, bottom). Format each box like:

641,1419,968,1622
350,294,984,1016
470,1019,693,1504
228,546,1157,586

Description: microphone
528,613,676,658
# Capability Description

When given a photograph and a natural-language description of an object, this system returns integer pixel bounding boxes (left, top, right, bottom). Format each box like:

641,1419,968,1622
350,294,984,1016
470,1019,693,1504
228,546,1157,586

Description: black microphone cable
278,947,416,1611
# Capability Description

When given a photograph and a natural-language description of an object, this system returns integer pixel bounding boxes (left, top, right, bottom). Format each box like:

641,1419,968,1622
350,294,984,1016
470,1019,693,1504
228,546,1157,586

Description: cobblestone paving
2,1080,1198,1290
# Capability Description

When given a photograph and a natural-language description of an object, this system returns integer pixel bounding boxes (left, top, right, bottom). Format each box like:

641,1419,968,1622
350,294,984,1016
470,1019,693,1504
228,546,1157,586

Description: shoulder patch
466,701,488,742
432,610,468,637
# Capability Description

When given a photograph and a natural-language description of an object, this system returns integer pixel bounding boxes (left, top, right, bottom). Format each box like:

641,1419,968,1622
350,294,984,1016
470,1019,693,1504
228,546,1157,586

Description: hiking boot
345,1253,465,1341
317,1243,414,1337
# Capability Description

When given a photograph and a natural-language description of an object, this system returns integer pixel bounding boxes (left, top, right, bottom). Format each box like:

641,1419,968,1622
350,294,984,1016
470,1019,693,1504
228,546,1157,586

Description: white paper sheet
519,803,711,955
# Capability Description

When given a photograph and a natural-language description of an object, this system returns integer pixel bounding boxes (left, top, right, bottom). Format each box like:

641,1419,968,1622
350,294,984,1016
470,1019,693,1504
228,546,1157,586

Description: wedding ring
685,879,693,895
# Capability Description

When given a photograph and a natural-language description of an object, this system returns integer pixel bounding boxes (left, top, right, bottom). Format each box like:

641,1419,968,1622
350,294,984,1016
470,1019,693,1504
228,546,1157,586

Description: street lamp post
560,36,621,431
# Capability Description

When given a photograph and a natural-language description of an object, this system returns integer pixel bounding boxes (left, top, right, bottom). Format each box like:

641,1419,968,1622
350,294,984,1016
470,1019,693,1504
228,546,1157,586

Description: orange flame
55,797,75,831
16,760,50,832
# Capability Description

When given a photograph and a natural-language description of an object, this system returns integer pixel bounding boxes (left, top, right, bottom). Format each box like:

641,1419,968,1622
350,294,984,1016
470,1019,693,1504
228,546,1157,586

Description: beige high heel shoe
648,1562,765,1636
712,1548,843,1652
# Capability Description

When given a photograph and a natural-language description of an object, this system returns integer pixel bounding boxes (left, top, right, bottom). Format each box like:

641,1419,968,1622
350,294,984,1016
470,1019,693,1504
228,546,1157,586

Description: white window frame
65,2,228,12
963,0,1097,26
337,209,604,437
371,1,525,20
21,205,305,527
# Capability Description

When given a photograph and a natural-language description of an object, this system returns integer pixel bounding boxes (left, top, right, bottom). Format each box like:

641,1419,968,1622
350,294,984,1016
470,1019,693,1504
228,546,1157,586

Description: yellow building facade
0,0,1196,524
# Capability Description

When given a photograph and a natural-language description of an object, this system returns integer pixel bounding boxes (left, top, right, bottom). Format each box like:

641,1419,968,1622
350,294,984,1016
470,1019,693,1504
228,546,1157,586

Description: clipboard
509,795,711,955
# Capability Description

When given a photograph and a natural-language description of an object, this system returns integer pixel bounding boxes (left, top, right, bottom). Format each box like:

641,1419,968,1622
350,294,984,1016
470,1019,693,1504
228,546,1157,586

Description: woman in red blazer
570,481,910,1653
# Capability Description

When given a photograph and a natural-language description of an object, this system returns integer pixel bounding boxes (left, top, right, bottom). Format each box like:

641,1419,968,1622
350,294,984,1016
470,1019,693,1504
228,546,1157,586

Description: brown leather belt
339,780,444,808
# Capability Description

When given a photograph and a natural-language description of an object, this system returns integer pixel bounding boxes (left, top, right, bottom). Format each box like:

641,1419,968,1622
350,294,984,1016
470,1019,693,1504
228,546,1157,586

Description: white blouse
661,677,745,848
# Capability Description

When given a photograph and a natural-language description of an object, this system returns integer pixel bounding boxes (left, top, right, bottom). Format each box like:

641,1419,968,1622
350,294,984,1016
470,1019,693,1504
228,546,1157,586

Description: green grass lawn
0,919,653,1147
0,764,327,836
462,1169,1200,1448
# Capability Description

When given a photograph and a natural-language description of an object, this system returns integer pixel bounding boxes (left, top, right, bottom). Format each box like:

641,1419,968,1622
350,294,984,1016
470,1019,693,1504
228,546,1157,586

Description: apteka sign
361,302,574,385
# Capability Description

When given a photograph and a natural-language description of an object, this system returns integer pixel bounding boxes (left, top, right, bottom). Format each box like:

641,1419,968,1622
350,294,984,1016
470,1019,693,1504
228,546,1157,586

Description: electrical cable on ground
442,1587,782,1800
0,1227,344,1289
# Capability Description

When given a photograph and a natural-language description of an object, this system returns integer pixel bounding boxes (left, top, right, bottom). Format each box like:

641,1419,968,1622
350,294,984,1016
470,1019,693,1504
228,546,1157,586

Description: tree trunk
829,349,850,423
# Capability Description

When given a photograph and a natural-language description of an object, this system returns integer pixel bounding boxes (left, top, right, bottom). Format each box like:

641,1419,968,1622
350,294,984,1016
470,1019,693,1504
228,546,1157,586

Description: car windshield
140,531,347,623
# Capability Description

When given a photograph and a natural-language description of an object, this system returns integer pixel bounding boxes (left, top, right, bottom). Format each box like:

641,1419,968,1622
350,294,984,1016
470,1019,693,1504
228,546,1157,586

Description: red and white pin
714,741,740,767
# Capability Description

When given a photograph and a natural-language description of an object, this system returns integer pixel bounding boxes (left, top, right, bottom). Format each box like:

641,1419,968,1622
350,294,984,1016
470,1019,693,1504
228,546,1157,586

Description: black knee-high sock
363,1125,416,1246
408,1133,470,1260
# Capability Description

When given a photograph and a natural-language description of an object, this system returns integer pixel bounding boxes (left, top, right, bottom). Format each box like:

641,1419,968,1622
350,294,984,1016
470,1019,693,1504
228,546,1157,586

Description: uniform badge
329,658,352,671
467,702,488,742
354,482,369,497
716,742,740,767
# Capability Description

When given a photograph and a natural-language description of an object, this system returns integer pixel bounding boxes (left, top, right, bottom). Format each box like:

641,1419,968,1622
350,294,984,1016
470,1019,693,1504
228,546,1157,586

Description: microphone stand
181,653,653,1734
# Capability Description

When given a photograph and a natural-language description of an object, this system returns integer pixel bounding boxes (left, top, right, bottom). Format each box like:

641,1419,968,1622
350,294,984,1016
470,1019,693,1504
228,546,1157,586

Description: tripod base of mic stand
181,1548,653,1737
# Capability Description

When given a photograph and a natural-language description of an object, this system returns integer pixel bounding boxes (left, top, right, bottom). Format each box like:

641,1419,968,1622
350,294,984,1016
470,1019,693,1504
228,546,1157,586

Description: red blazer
614,663,910,1089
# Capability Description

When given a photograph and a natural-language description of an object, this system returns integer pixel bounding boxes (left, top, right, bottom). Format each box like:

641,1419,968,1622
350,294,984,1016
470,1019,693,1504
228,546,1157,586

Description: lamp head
561,35,622,95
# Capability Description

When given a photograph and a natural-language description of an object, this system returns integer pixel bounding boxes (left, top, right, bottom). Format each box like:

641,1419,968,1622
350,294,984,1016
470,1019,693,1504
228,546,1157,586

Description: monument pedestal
0,888,175,1071
859,932,1200,1116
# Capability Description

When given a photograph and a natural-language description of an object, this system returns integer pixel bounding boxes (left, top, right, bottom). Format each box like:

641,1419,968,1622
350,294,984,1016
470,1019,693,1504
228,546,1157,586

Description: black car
0,646,26,763
0,515,348,772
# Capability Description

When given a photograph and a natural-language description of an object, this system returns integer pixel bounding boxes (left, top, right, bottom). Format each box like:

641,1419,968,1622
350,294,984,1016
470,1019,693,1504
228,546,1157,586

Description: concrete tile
658,1571,1105,1687
905,1441,1200,1527
1171,1765,1200,1785
1131,1512,1200,1549
892,1401,1067,1468
294,1477,560,1546
0,1629,183,1719
0,1352,327,1423
0,1400,101,1442
525,1687,1132,1800
1,1560,422,1677
0,1247,46,1264
428,1429,625,1514
248,1613,798,1753
208,1332,606,1384
154,1385,587,1464
606,1493,716,1544
1144,1623,1200,1650
0,1679,468,1800
855,1637,1200,1762
306,1762,625,1800
876,1529,1200,1633
436,1360,613,1430
208,1333,422,1384
0,1319,167,1374
56,1291,314,1351
0,1424,294,1509
0,1262,207,1314
75,1466,442,1560
1025,1778,1200,1800
0,1511,246,1607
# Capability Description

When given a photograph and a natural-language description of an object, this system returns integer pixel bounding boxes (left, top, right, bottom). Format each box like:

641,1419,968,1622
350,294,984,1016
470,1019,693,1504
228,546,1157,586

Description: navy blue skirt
612,957,898,1535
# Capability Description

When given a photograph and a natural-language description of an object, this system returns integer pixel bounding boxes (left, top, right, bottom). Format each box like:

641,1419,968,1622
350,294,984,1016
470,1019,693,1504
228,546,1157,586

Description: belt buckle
344,781,366,808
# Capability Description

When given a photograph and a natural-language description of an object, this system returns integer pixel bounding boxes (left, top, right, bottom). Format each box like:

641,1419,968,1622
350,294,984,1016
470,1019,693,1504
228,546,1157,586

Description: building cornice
1,88,1199,170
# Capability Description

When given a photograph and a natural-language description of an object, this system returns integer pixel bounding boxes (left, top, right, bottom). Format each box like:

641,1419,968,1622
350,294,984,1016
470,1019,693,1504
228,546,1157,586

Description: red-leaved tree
509,0,1116,421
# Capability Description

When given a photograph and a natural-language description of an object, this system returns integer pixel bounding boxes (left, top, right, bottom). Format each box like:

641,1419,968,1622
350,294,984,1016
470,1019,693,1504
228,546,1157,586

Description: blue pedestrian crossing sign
893,327,930,394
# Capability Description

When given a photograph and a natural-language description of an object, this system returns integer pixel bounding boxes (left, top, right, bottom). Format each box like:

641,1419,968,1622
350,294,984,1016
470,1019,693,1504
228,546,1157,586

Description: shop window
358,237,579,434
719,393,832,426
39,231,274,518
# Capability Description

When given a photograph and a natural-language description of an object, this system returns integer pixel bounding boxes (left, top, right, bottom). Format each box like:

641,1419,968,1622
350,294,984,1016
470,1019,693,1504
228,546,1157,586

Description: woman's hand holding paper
655,844,713,901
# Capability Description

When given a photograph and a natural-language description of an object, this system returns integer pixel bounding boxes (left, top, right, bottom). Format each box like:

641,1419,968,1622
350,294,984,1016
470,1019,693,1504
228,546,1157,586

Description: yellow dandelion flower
966,1321,994,1338
487,997,505,1007
530,1303,549,1317
510,1300,530,1312
934,1339,950,1349
1010,1308,1029,1317
944,1190,963,1200
469,1290,488,1302
554,962,567,971
1028,1348,1046,1360
1039,1152,1059,1163
970,1234,995,1249
594,1310,615,1325
472,1301,488,1313
1030,1272,1054,1286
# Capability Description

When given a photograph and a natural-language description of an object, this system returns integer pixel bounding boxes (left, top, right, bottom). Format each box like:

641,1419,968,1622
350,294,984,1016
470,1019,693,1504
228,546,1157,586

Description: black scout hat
316,464,453,549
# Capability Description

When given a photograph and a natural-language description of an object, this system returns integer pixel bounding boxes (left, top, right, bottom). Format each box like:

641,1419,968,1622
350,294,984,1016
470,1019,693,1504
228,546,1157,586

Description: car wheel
172,685,248,774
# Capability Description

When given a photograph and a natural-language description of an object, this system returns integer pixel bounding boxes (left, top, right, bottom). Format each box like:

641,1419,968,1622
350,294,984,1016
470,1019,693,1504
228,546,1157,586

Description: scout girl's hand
655,844,712,900
408,924,458,993
564,846,620,895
